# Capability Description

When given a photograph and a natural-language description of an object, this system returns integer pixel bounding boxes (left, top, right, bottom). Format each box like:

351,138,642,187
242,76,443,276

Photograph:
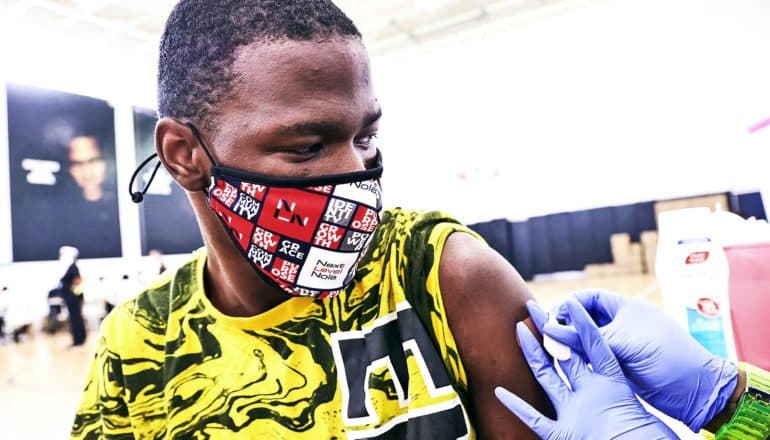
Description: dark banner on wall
8,84,122,261
133,107,202,255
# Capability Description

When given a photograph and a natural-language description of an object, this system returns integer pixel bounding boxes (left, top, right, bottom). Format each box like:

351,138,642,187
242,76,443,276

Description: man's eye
357,133,378,148
292,143,323,155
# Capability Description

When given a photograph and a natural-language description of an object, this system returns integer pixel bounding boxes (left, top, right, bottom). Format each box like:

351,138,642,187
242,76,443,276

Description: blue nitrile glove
496,299,677,440
527,290,738,432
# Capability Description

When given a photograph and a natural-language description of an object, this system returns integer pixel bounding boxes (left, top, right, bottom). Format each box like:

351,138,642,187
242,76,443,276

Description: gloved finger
542,322,582,352
517,321,571,407
553,290,622,327
495,386,555,438
571,289,623,327
552,302,571,324
541,320,615,354
565,299,623,379
557,352,591,391
526,300,549,333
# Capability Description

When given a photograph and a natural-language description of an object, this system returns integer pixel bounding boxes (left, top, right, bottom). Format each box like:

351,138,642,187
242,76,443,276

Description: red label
252,226,280,252
240,182,267,201
697,298,720,318
258,188,326,241
211,180,238,207
350,206,380,233
313,223,344,250
685,251,709,264
271,257,299,283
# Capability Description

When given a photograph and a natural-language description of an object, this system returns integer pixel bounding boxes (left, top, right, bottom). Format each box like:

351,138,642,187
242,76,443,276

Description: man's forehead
212,37,377,139
230,38,371,101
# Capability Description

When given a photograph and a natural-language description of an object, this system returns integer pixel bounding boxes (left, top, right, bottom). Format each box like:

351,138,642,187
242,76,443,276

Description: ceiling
0,0,598,59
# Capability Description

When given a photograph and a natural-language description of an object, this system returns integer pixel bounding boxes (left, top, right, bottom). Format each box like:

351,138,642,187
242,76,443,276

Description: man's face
68,136,106,201
204,37,381,178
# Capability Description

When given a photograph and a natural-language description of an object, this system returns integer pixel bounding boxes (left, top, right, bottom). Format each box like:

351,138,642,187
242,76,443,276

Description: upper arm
439,232,551,440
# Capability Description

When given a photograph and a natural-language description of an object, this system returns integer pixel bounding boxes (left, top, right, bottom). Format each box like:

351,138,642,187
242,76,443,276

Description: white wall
0,21,166,310
0,21,158,108
374,0,770,223
0,20,160,265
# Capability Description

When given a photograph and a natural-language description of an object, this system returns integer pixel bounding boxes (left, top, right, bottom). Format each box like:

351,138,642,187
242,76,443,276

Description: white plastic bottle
655,208,737,360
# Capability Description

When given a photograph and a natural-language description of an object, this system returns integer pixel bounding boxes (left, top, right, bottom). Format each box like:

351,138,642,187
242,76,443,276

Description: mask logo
259,188,327,242
252,227,279,252
278,239,306,260
240,182,267,200
212,181,238,206
271,258,300,283
324,199,356,225
311,260,345,281
351,207,379,233
247,244,273,268
314,223,345,249
274,198,308,227
233,193,260,220
341,231,370,252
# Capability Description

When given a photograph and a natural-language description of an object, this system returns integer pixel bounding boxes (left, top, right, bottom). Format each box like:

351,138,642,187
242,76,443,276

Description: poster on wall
133,107,202,255
7,83,122,261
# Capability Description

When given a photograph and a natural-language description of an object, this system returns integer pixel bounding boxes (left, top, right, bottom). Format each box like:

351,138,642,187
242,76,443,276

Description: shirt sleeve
393,210,485,403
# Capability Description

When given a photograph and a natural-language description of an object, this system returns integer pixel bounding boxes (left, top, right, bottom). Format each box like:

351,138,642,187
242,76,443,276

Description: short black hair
158,0,361,128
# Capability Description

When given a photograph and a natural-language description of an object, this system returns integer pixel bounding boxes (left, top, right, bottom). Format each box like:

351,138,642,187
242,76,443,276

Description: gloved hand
496,299,677,440
527,290,738,432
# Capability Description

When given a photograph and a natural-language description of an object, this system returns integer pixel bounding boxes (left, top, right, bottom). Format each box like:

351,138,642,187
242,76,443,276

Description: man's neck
203,247,289,317
191,192,290,317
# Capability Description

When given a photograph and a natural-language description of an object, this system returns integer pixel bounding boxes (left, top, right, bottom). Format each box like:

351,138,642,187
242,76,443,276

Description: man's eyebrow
276,108,383,136
363,108,383,127
277,121,345,136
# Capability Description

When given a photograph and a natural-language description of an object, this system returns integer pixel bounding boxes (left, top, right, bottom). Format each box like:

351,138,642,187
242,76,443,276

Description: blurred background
1,0,769,438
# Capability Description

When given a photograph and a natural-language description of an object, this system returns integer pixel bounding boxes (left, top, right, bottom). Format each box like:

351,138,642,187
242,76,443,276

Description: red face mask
206,153,383,299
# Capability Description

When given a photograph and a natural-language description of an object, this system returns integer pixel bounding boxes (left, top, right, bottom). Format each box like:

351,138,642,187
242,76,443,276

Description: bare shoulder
439,232,550,440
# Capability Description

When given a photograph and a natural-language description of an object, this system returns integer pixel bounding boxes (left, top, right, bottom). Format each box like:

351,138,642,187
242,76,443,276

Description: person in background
497,290,770,440
58,246,86,347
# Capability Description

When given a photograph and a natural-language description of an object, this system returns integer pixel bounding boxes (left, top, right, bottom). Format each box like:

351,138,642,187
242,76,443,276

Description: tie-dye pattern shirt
72,209,481,439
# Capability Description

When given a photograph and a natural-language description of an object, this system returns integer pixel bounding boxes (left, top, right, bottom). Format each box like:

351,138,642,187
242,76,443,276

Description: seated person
71,1,550,438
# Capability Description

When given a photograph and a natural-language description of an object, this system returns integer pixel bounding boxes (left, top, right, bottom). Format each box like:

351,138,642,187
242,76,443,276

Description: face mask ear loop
129,154,162,203
184,122,218,167
184,122,220,199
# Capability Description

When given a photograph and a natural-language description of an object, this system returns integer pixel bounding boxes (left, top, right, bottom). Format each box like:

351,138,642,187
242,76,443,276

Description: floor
0,274,698,439
0,331,98,439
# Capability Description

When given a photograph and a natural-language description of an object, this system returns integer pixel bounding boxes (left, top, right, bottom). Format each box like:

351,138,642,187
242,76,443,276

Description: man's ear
155,118,211,192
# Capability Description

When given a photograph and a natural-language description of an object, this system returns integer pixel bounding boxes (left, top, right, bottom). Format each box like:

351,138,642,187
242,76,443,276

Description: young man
72,1,550,438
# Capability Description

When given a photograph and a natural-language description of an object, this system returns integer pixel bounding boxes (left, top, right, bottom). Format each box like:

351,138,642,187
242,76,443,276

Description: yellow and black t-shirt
72,209,481,439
